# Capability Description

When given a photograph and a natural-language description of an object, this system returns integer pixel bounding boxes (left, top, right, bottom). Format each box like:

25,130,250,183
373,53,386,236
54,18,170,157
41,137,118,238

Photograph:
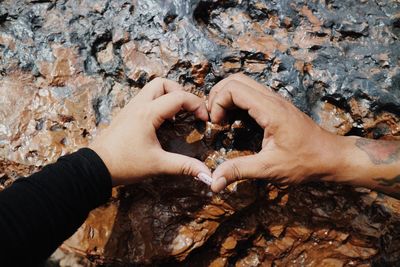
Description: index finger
210,80,278,128
138,77,183,101
208,73,274,111
151,91,209,128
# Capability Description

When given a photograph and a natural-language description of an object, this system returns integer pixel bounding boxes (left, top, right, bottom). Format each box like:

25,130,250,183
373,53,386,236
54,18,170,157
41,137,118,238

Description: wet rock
121,41,166,82
0,0,400,266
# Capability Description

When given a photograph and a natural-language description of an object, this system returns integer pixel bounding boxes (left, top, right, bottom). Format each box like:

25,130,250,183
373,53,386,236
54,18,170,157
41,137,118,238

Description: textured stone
0,0,400,266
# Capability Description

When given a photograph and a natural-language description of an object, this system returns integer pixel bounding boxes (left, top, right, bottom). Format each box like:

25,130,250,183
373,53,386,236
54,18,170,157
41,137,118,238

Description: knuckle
229,161,242,181
260,161,271,178
257,113,270,128
171,91,189,103
249,105,269,128
225,79,239,89
222,80,240,95
209,88,218,96
180,160,195,176
259,118,270,129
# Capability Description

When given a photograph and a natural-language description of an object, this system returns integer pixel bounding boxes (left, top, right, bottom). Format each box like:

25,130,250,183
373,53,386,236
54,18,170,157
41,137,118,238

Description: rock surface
0,0,400,266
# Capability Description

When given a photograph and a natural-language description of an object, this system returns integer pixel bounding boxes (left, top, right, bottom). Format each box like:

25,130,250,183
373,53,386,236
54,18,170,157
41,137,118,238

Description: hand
90,78,211,186
208,74,345,192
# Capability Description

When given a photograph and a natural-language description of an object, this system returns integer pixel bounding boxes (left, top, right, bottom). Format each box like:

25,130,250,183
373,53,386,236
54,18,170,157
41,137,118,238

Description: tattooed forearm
355,138,400,165
374,175,400,187
374,175,400,199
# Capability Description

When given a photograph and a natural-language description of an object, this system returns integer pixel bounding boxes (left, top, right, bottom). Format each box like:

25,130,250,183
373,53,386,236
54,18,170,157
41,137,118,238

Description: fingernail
196,172,213,186
213,177,227,192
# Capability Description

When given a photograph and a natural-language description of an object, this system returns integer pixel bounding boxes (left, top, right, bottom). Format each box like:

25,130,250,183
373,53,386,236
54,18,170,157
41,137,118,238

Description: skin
90,78,211,186
355,139,400,165
90,74,400,200
206,74,400,199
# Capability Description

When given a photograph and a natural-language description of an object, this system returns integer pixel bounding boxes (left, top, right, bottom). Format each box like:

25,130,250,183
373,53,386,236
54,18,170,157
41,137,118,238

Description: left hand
90,78,212,186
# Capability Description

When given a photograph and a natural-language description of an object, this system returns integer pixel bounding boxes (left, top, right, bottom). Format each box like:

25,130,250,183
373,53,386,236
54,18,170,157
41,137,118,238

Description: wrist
331,137,400,193
89,142,119,187
319,135,387,187
313,132,356,184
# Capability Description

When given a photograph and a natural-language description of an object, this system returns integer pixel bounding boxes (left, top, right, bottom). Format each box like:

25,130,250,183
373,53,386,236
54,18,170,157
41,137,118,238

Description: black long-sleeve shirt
0,148,112,266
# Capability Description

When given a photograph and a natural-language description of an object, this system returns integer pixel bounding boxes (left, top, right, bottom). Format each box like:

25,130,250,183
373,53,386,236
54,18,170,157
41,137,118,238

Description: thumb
158,151,212,178
211,154,268,192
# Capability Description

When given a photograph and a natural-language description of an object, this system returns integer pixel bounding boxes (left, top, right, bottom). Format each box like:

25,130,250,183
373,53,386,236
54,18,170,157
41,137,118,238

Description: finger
138,77,183,101
158,151,212,178
211,153,268,193
210,99,227,124
209,80,275,127
208,73,273,111
151,91,209,128
210,80,252,123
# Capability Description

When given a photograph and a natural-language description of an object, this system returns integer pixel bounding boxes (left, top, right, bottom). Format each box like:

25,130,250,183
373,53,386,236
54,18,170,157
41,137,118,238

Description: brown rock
121,41,165,81
97,43,114,65
235,34,287,59
38,46,81,87
315,102,353,135
1,0,400,266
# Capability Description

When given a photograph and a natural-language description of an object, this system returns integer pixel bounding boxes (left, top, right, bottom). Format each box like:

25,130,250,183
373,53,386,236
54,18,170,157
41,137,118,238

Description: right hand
208,74,344,192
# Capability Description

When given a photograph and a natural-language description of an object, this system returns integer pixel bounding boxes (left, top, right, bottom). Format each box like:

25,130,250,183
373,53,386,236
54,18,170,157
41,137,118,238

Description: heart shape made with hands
157,110,263,188
92,75,311,191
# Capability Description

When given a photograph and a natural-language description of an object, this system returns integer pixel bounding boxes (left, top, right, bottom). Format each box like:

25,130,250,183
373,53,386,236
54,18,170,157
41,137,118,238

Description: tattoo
355,138,400,165
374,175,400,200
374,175,400,187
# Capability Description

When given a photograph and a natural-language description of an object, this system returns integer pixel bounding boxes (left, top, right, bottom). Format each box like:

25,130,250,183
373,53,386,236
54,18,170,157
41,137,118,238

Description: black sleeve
0,148,112,265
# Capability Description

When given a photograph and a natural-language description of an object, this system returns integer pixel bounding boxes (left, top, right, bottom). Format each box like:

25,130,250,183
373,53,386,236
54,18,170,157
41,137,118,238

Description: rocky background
1,0,400,266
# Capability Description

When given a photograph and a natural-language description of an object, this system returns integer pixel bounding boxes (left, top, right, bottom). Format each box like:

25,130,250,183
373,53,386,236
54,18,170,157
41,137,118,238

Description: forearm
323,136,400,198
0,148,112,265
